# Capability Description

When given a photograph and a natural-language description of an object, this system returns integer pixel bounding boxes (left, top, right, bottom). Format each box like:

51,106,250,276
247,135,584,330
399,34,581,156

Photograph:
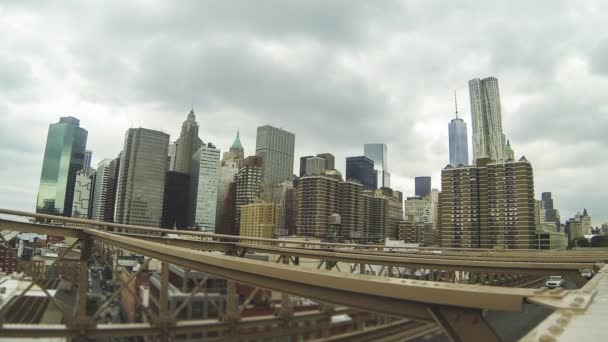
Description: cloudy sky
1,1,607,224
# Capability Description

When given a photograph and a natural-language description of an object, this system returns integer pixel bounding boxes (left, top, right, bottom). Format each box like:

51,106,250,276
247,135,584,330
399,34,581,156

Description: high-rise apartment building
255,125,295,192
36,116,88,217
234,156,264,233
173,110,201,174
189,143,220,231
448,97,469,166
345,156,375,190
376,188,403,239
339,181,365,240
71,170,93,218
438,157,535,249
364,143,390,188
415,176,431,198
114,128,169,227
469,77,511,163
297,173,341,239
91,157,120,222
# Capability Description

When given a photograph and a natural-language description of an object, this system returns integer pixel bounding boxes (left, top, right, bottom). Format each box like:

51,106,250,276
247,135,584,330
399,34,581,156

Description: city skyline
1,2,607,224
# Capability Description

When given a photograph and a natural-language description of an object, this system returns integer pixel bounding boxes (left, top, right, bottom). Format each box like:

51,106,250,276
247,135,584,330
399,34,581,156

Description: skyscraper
255,125,295,192
316,153,335,170
415,176,431,198
114,128,170,227
299,156,313,177
305,156,326,176
448,94,469,166
161,172,190,229
229,130,245,160
469,77,510,163
83,150,93,174
71,170,93,218
364,143,390,188
173,109,201,174
36,116,88,217
189,143,221,231
345,156,375,190
91,158,120,222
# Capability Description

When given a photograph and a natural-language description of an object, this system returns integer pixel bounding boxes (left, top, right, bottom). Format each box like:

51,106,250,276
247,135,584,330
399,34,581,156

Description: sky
1,1,607,224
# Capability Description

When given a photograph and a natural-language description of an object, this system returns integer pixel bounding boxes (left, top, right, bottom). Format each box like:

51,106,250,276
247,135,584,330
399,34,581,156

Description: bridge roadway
1,209,607,341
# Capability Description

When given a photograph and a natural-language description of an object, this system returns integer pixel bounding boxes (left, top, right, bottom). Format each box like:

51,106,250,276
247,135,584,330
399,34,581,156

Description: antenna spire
454,91,459,119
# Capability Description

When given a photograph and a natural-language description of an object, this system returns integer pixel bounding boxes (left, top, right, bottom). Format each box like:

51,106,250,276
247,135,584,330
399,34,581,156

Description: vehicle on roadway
581,269,595,280
545,275,566,288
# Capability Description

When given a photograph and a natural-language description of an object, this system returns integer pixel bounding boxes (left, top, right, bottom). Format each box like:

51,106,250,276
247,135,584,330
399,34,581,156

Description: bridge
0,208,605,341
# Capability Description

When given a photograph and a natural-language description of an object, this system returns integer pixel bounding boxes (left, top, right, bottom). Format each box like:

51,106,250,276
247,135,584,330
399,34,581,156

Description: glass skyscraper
363,143,390,188
255,125,295,192
448,115,469,167
345,156,375,191
36,116,88,216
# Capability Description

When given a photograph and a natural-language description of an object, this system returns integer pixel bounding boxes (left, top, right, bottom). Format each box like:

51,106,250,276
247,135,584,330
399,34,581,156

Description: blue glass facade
36,116,88,216
449,118,469,166
415,176,431,198
345,156,375,191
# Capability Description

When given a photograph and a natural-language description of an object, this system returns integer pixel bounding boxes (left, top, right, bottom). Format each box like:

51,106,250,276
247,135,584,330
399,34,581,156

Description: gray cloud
1,1,607,224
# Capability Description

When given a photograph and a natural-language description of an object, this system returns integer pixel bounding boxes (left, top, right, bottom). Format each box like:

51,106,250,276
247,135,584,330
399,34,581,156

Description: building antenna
454,91,459,119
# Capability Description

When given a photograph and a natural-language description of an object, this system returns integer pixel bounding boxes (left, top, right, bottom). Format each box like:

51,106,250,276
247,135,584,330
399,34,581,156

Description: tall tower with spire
174,109,201,174
229,130,245,159
448,92,469,166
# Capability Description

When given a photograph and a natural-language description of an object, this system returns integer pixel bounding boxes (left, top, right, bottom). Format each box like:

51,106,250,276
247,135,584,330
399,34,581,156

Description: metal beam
428,306,501,342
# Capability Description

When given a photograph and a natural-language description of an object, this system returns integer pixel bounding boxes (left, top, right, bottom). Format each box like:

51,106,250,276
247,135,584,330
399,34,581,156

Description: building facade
316,153,335,170
305,156,326,176
438,157,535,249
239,202,280,242
415,176,431,198
36,116,88,217
91,157,120,222
255,125,295,192
345,156,375,191
71,170,93,218
469,77,510,163
114,128,169,227
364,143,390,188
448,116,469,167
189,143,221,231
234,156,264,233
173,109,201,175
297,173,341,239
161,172,190,229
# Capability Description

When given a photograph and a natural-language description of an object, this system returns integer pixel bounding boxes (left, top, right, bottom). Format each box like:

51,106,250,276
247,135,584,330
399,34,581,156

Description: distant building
565,210,592,242
275,180,297,236
167,142,178,172
540,192,560,230
71,170,93,219
469,77,511,163
173,109,202,175
161,172,190,229
216,135,243,232
398,221,427,244
414,176,431,198
316,153,335,170
255,125,295,192
364,143,390,188
345,156,375,191
240,202,280,242
91,157,120,222
448,95,469,166
234,156,264,233
376,188,404,239
305,156,326,176
83,150,93,175
438,157,535,249
297,172,341,240
114,128,169,227
36,116,88,217
299,156,313,177
189,143,221,231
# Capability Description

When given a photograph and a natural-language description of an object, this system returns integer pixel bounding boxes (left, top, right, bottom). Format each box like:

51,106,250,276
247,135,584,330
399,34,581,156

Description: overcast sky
1,1,607,224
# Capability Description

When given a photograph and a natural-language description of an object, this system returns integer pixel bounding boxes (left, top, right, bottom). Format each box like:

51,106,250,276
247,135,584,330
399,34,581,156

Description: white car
581,269,594,280
545,276,566,289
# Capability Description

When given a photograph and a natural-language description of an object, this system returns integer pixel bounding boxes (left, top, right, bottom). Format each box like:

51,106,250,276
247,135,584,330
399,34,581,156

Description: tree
590,235,608,247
